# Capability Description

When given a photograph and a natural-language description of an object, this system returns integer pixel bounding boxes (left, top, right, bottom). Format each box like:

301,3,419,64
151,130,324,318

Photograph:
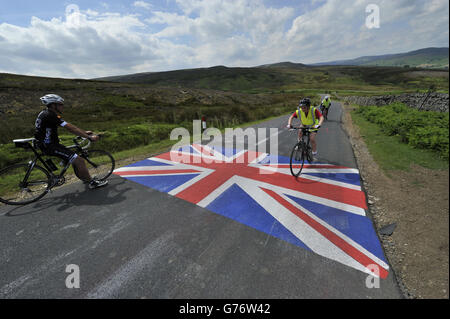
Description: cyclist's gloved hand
287,124,293,129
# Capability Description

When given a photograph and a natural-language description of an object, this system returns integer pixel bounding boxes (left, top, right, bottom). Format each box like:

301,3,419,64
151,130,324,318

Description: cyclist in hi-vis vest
287,98,324,157
320,95,331,120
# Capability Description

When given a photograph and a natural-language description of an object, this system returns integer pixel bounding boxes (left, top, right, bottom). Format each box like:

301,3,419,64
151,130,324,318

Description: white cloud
0,0,448,78
148,0,295,66
0,10,159,78
284,0,449,63
134,1,153,10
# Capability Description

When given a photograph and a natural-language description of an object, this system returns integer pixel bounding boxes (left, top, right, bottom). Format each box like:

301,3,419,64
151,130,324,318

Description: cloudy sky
0,0,448,79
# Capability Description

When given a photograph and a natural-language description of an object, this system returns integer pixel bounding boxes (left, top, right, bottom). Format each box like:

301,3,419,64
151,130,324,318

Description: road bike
289,126,316,177
0,136,115,205
320,104,329,121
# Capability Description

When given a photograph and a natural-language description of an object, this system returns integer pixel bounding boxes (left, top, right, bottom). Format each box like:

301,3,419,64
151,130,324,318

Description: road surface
0,100,402,299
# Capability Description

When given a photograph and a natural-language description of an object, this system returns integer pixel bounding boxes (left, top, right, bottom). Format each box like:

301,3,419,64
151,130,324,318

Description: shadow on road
2,177,132,217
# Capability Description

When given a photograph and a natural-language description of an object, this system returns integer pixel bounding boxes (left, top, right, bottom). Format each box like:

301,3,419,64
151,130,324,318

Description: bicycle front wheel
0,164,51,205
82,149,115,181
290,142,306,177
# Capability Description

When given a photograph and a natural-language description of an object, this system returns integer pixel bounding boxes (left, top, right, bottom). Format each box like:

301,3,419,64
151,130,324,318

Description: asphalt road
0,100,403,299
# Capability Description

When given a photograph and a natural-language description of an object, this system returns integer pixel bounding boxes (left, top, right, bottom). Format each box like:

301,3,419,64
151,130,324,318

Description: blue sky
0,0,448,78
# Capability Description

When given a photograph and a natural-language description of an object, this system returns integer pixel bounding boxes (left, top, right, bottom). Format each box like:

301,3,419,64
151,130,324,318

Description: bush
408,127,449,160
356,103,449,160
96,123,179,152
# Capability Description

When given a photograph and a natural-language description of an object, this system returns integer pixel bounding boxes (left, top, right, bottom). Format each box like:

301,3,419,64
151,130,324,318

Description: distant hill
257,61,308,69
96,48,448,90
312,47,449,69
96,65,294,91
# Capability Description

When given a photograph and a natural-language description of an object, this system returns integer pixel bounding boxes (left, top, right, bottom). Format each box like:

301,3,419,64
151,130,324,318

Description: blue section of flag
126,159,171,167
220,147,242,157
206,184,309,250
285,194,385,262
175,145,195,153
258,154,289,164
303,173,361,186
126,174,199,193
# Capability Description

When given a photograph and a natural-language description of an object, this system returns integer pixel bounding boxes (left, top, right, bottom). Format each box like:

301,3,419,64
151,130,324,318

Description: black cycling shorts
39,143,78,164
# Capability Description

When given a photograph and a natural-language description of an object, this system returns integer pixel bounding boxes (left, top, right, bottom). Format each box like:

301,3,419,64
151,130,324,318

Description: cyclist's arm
64,123,99,141
287,113,296,127
316,109,324,127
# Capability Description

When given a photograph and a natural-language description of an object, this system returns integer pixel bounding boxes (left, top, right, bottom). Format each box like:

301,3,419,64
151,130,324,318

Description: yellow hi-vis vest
322,98,331,108
296,107,319,130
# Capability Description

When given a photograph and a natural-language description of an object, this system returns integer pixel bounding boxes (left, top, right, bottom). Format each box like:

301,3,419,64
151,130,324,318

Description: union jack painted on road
113,144,389,278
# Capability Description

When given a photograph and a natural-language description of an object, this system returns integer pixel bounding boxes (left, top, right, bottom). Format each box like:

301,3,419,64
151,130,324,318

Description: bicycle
0,136,115,205
320,104,329,121
289,126,316,177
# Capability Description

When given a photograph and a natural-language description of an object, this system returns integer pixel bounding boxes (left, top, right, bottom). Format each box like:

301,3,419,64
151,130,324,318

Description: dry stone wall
343,93,449,112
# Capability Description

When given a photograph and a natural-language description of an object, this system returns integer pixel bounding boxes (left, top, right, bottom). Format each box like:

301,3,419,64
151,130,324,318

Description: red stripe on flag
261,188,389,279
242,169,367,209
113,169,200,176
261,164,351,169
175,168,234,204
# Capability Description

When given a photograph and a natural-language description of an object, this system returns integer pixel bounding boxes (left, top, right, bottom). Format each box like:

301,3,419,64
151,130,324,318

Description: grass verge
350,109,448,172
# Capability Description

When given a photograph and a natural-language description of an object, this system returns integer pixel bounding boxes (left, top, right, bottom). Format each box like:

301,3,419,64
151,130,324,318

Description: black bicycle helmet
299,98,311,107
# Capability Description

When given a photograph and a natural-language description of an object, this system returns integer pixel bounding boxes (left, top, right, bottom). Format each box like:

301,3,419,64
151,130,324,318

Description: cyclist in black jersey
35,94,108,189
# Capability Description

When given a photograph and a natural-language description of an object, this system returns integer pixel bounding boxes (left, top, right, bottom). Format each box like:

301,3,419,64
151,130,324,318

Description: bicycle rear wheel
290,142,306,177
82,149,115,181
0,164,51,205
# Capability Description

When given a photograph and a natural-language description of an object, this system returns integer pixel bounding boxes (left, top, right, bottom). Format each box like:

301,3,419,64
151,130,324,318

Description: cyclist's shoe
311,151,318,162
89,179,108,189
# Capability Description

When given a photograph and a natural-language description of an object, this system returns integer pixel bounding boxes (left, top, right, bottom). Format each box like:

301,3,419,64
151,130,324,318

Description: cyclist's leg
70,154,107,187
46,144,90,182
310,132,318,154
297,130,303,142
72,157,91,183
71,157,107,188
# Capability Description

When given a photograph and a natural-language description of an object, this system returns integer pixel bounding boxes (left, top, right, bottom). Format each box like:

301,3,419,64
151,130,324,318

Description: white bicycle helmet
40,94,64,106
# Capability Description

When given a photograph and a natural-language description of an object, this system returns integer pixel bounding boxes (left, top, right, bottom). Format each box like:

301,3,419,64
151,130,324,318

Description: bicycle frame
299,128,311,145
17,137,91,188
23,147,70,186
292,127,313,147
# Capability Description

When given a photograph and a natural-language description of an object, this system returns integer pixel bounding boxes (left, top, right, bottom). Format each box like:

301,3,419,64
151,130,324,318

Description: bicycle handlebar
287,126,320,132
72,136,91,149
74,133,104,148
